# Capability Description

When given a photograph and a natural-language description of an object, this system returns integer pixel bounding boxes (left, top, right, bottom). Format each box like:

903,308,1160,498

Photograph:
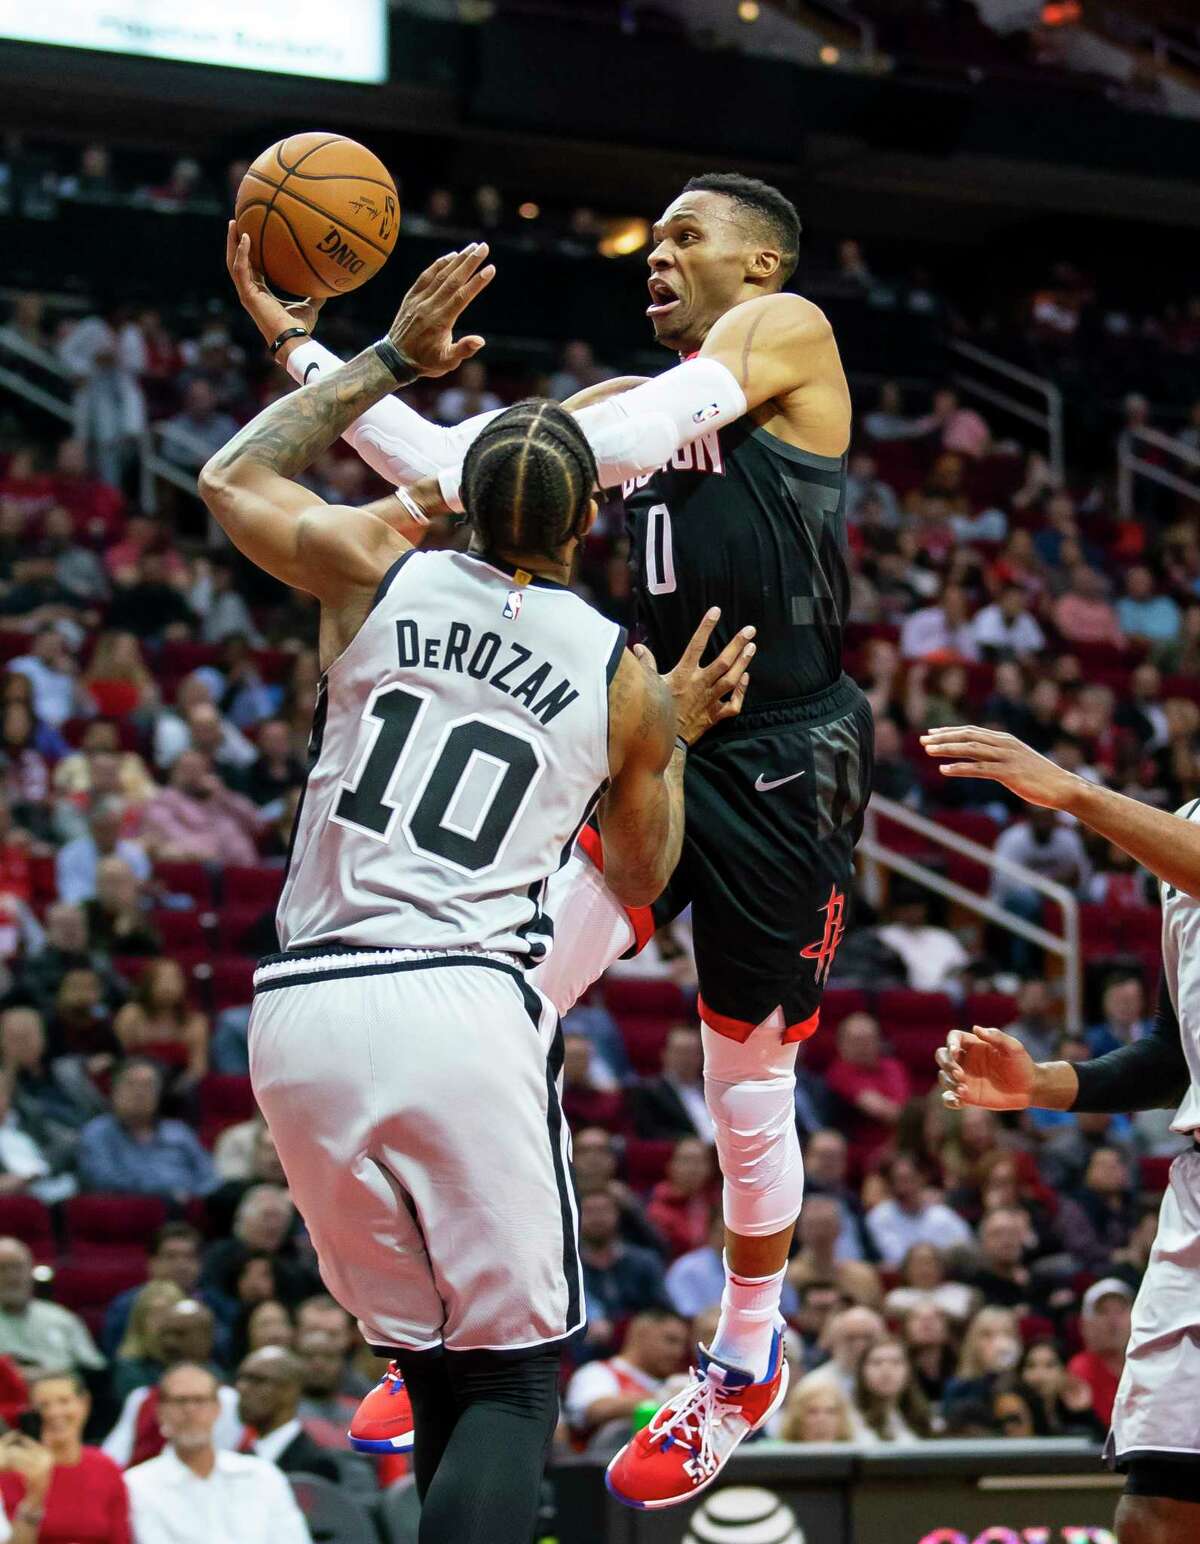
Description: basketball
235,132,399,300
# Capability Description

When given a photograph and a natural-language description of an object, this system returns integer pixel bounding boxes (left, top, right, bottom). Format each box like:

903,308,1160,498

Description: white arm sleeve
286,339,505,487
436,356,748,512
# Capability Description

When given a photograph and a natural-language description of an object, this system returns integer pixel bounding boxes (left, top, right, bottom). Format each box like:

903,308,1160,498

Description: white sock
707,1256,786,1382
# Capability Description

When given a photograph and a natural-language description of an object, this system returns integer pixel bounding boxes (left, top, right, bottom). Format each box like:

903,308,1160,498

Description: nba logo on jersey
692,402,721,424
502,590,524,621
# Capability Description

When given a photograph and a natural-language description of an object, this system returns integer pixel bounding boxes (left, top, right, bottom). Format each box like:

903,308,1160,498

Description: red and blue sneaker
348,1363,415,1454
605,1327,788,1510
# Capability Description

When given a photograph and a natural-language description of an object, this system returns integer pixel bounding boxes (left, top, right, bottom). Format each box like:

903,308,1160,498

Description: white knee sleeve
703,1020,805,1237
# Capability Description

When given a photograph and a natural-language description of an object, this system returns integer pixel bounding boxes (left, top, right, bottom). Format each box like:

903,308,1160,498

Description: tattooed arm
198,241,494,604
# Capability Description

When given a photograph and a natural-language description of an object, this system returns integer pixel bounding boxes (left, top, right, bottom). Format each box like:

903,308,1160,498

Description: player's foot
348,1363,415,1453
604,1327,788,1510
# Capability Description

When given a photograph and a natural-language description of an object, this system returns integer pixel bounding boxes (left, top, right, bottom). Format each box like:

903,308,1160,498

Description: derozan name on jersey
393,617,580,726
621,429,725,499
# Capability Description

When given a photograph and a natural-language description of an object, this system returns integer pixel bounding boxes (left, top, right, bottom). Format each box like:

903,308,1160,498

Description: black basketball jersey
622,416,850,710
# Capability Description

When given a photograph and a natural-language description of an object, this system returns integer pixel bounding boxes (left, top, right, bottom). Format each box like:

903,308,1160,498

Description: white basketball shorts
1108,1142,1200,1466
248,947,584,1355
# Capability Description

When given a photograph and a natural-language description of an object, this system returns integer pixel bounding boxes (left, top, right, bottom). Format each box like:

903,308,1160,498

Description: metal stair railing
861,793,1083,1031
1117,425,1200,519
950,339,1065,484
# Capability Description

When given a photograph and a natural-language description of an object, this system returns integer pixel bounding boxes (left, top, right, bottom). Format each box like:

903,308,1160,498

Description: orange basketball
235,132,399,300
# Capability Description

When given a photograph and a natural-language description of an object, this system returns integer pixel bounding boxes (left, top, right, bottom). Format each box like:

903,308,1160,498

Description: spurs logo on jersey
277,548,623,962
621,429,725,499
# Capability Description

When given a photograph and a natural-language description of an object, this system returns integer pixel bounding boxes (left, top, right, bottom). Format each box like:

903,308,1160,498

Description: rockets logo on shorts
503,590,524,621
800,885,846,987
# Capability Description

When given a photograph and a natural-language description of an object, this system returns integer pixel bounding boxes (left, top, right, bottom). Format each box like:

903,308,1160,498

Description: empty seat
963,992,1018,1029
602,978,689,1019
155,862,215,909
877,989,956,1029
151,909,209,954
221,865,285,909
200,956,257,1012
623,1139,674,1193
53,1259,149,1338
1139,1156,1174,1194
198,1075,257,1148
0,1197,54,1263
66,1194,166,1252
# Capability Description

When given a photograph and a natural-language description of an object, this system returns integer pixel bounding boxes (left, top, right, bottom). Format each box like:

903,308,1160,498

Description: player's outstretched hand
226,222,324,354
936,1026,1035,1111
921,725,1078,810
636,607,756,747
387,244,496,378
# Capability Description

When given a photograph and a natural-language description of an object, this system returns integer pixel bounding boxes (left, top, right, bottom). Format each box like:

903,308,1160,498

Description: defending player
234,172,872,1508
926,724,1200,1544
198,238,753,1544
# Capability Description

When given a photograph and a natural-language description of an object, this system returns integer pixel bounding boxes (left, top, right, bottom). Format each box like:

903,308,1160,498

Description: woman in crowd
850,1336,932,1444
899,1302,959,1414
0,1371,131,1542
883,1242,976,1324
82,632,157,720
244,1299,295,1355
1017,1338,1105,1439
0,703,52,839
942,1305,1023,1420
113,959,208,1084
111,1279,183,1403
777,1381,856,1444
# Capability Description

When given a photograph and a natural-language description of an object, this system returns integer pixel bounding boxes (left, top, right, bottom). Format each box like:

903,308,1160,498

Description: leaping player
200,239,754,1544
235,172,873,1509
926,724,1200,1544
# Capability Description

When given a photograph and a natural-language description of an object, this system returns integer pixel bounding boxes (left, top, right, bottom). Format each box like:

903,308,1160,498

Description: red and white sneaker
605,1327,788,1510
348,1363,415,1454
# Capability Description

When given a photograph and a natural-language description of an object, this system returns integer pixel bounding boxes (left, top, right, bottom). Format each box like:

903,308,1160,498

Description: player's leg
390,1350,458,1499
415,1347,560,1544
1116,1492,1200,1543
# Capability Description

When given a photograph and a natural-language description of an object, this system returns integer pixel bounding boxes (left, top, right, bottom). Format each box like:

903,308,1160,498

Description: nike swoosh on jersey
754,771,806,793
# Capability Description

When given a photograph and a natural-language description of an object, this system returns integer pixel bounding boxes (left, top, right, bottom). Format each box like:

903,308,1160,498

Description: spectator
991,808,1090,967
0,1370,131,1544
101,1224,212,1358
56,308,145,487
776,1380,856,1443
124,1363,310,1544
823,1014,910,1169
970,585,1046,661
631,1026,712,1143
8,629,90,730
871,716,922,807
793,1306,885,1400
862,381,927,442
564,1309,688,1447
138,751,259,866
105,518,186,591
791,1280,846,1374
181,704,257,786
159,382,237,471
0,1068,76,1206
293,1298,369,1399
233,1347,338,1482
240,721,303,810
242,1301,294,1357
43,506,110,607
569,1130,662,1254
435,359,502,424
864,1156,974,1267
106,553,195,642
57,799,150,905
548,339,609,402
113,961,207,1084
1052,566,1124,649
899,585,979,662
112,1281,185,1404
20,903,122,1018
295,1331,357,1449
1116,565,1180,646
943,1305,1022,1416
559,1033,623,1131
0,1005,104,1135
188,559,263,650
802,1129,869,1261
579,1190,669,1331
1005,979,1060,1064
899,1302,957,1410
1086,975,1151,1056
0,1238,105,1378
49,968,117,1061
928,388,991,459
1018,1338,1105,1439
103,1302,241,1471
789,1193,883,1310
84,856,162,956
1070,1146,1139,1263
873,888,969,994
50,439,124,547
202,1187,311,1315
1067,1278,1133,1429
0,705,51,828
645,1138,716,1259
970,1209,1041,1314
850,1337,931,1444
77,1059,219,1201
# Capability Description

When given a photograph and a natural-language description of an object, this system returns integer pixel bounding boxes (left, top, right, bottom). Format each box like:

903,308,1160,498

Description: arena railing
950,339,1065,485
0,328,201,514
860,793,1083,1031
1117,424,1200,519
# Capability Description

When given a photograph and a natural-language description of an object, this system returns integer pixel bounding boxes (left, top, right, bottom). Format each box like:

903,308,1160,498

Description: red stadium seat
0,1197,54,1263
65,1195,166,1253
963,993,1018,1029
159,641,221,679
623,1139,674,1193
221,865,285,909
1139,1156,1174,1194
155,862,215,909
884,1025,944,1093
198,1075,257,1148
877,990,956,1029
618,1016,672,1077
151,909,210,954
602,978,690,1019
52,1260,149,1338
199,956,257,1012
820,989,870,1028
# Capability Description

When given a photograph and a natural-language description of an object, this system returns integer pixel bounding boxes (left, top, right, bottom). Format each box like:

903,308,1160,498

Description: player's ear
579,497,600,538
747,247,781,284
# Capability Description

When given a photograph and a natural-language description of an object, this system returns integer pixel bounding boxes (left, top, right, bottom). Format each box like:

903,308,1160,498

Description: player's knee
446,1346,561,1434
704,1072,803,1229
1116,1495,1181,1544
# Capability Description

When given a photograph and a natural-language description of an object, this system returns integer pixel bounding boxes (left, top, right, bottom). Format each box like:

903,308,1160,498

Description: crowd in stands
0,197,1189,1529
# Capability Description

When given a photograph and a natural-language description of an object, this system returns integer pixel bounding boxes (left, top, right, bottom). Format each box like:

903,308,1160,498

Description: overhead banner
0,0,387,83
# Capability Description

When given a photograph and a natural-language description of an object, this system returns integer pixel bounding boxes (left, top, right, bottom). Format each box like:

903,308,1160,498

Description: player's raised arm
922,724,1200,900
199,240,494,603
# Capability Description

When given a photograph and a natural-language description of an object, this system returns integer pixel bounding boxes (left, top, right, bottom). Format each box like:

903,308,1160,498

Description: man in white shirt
864,1153,974,1267
969,585,1046,661
564,1310,689,1445
126,1362,310,1544
899,585,979,662
9,628,90,729
875,887,969,994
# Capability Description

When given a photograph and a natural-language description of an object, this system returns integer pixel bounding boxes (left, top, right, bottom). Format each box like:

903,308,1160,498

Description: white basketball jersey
1158,798,1200,1134
277,548,623,961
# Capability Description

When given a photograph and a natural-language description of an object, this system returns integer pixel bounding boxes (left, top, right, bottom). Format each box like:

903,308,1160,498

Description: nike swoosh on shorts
754,771,806,793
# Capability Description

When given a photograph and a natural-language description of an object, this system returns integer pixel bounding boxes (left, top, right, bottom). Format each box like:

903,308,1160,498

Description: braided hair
461,399,598,562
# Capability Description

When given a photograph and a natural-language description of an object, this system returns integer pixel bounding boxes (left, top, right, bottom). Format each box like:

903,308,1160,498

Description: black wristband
374,337,419,386
268,326,308,358
675,735,689,755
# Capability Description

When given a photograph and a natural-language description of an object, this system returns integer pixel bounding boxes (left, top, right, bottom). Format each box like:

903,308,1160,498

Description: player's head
646,173,801,352
462,399,598,568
